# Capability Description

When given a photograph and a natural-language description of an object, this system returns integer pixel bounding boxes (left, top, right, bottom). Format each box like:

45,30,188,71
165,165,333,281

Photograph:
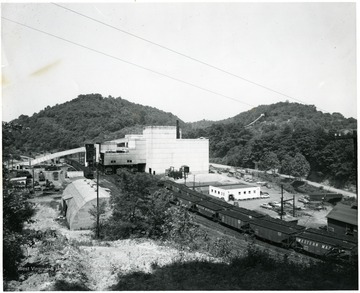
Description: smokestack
176,120,180,139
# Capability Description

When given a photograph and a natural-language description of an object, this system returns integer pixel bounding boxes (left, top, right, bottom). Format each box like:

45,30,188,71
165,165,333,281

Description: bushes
110,244,358,290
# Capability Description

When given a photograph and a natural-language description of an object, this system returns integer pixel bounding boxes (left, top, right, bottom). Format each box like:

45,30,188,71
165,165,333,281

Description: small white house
209,184,261,201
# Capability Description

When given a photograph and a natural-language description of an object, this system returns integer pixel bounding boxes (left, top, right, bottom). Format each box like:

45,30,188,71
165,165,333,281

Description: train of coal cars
163,180,357,261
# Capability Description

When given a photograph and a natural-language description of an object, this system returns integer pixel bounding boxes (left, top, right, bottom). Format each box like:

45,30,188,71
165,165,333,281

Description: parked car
260,191,269,195
260,203,273,210
298,198,309,204
269,201,281,208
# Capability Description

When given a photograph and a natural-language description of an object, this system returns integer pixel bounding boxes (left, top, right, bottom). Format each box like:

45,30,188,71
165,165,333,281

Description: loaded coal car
187,188,208,200
249,216,305,248
164,180,182,192
208,197,233,209
171,191,201,211
231,206,265,220
294,228,357,260
194,200,227,221
218,208,254,232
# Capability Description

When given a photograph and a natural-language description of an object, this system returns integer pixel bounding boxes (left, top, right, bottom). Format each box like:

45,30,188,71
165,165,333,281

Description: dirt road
9,195,220,291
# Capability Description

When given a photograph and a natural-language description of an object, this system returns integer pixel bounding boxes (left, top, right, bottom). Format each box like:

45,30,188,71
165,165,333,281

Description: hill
11,94,185,153
183,102,357,188
7,97,357,188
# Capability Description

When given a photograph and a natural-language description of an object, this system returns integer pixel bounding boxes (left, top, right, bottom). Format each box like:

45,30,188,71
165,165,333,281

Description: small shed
62,179,110,230
326,203,358,237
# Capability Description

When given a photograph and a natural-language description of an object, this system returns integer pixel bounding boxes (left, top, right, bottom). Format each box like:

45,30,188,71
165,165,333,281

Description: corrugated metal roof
326,203,358,226
62,179,110,229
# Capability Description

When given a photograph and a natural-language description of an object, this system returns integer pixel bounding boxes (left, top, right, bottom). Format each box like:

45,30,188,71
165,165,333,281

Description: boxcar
295,228,357,259
218,209,253,232
249,216,305,247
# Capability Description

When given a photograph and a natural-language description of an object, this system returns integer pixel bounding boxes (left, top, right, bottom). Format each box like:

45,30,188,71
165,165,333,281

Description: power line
2,16,254,108
52,2,328,113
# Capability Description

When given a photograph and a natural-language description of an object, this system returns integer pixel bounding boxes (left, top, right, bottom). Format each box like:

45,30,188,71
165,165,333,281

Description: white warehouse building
209,184,261,201
93,124,209,175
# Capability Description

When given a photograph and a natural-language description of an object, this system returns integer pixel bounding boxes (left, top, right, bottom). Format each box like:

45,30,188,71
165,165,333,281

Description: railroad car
163,179,357,261
195,200,225,221
164,180,182,193
294,228,357,259
186,188,208,200
249,216,305,247
231,206,265,220
207,197,233,209
172,191,201,210
218,209,253,232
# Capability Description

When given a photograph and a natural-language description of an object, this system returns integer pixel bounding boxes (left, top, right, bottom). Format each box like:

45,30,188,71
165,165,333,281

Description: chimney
176,120,180,139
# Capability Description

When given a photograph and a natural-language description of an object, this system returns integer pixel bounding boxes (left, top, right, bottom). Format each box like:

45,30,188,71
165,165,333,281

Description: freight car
172,191,201,210
194,199,227,221
164,180,357,260
249,216,305,248
218,208,254,233
294,228,357,259
231,206,265,220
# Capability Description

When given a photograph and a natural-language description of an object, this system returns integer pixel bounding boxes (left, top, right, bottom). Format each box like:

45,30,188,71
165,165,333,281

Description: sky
1,2,357,123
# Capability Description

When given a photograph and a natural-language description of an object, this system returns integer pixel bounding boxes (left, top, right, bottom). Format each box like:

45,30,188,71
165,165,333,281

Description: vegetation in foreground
110,246,358,291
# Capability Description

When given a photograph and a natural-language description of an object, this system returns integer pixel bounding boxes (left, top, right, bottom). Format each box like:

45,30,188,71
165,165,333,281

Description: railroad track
192,213,318,264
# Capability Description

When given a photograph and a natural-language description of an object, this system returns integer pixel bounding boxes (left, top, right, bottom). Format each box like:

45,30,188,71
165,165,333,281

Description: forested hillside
8,96,356,188
184,102,357,188
11,94,184,153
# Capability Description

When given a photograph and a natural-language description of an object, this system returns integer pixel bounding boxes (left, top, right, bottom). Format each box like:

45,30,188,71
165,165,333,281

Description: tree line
185,102,356,189
6,96,357,189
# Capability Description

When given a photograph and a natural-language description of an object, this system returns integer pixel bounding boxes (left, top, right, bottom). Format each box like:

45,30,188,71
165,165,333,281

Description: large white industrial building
93,125,209,175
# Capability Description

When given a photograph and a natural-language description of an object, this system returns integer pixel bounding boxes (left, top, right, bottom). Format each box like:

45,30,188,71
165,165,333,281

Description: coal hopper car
249,216,305,248
294,228,357,259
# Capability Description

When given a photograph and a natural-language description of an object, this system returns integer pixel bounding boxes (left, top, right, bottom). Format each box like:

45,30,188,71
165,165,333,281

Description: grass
110,247,358,291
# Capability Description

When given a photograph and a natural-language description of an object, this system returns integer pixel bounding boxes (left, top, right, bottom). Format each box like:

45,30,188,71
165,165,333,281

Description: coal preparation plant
85,123,209,176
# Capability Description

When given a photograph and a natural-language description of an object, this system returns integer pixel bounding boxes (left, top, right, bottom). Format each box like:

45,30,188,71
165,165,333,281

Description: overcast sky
1,2,357,123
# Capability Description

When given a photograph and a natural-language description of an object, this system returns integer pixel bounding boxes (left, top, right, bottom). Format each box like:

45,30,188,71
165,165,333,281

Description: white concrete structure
99,126,209,175
23,125,209,176
143,126,209,175
209,184,261,201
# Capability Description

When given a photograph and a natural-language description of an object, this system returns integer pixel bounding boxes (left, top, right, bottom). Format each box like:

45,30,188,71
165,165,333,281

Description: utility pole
280,185,284,220
96,142,101,239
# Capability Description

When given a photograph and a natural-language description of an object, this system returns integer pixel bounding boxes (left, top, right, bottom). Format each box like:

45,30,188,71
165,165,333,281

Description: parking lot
179,172,331,229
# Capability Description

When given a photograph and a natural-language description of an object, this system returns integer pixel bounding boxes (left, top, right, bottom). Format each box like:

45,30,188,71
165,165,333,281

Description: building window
244,191,246,194
127,160,132,163
253,190,256,193
111,160,116,163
